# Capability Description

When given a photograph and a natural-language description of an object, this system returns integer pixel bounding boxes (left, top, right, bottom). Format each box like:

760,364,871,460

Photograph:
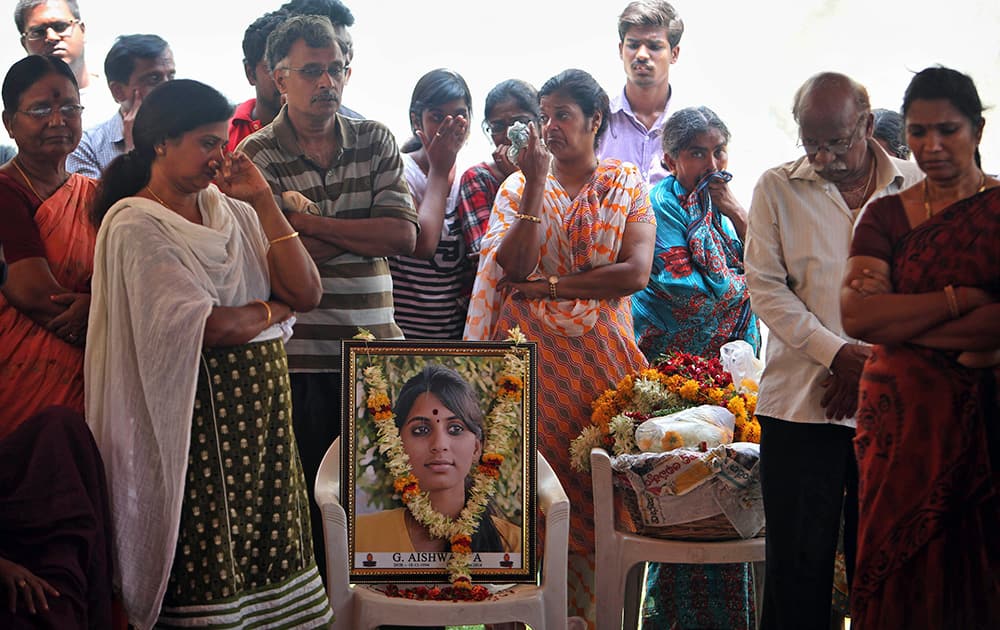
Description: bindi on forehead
432,408,439,416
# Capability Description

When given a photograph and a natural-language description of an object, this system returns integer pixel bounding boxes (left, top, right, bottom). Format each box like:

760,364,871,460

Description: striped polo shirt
238,107,418,372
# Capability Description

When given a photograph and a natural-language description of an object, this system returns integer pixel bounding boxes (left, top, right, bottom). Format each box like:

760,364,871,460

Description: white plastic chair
590,447,765,630
315,437,570,629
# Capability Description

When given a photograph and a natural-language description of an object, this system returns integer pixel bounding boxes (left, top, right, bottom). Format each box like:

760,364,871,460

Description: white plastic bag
720,340,763,393
635,405,735,453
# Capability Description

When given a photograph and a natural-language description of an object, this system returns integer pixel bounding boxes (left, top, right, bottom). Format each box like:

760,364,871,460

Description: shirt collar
610,84,674,129
232,98,257,124
272,104,350,165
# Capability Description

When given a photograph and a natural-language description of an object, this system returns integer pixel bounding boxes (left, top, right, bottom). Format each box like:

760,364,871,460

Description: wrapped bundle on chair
612,442,764,541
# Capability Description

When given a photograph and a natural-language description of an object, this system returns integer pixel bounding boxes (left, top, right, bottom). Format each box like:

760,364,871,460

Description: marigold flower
497,374,523,398
708,387,726,405
393,473,419,494
727,396,747,416
661,430,684,451
679,379,700,401
481,452,504,467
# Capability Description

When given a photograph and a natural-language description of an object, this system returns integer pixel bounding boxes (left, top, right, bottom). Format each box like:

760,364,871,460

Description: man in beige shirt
745,72,922,629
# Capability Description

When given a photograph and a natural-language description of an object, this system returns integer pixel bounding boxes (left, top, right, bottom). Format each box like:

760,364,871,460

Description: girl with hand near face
390,69,474,340
456,79,540,269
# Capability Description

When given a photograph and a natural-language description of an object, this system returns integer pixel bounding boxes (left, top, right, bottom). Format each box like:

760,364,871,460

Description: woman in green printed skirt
85,79,330,629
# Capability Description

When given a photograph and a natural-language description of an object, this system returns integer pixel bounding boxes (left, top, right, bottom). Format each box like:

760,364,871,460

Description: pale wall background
3,0,998,204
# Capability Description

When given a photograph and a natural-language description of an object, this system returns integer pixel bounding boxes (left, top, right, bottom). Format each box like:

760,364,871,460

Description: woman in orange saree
841,66,999,629
465,69,655,629
0,55,96,439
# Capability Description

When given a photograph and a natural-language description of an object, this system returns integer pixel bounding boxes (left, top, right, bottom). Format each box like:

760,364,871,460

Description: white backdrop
3,0,999,203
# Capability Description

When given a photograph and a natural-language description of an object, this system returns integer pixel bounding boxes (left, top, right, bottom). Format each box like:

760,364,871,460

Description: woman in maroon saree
841,66,999,629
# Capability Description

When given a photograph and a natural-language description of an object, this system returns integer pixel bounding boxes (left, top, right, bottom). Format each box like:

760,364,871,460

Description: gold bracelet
269,231,300,245
514,213,541,223
253,299,272,326
943,285,960,319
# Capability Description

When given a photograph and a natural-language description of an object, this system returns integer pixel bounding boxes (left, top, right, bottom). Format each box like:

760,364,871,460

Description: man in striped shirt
237,14,417,577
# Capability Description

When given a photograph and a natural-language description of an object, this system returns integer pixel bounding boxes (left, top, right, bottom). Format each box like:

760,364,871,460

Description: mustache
311,92,338,103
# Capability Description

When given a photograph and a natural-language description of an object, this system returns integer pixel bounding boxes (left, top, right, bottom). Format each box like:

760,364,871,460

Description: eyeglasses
17,104,85,120
22,19,80,41
281,63,349,81
798,116,866,156
483,116,534,136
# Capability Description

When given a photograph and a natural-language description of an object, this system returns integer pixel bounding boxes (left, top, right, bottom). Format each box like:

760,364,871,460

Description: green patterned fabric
158,339,333,628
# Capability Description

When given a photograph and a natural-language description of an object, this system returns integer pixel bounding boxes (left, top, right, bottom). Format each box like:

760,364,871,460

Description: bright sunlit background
3,0,999,203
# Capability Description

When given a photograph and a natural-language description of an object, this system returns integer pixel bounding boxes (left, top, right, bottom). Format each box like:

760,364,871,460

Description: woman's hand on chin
215,151,272,204
516,123,550,185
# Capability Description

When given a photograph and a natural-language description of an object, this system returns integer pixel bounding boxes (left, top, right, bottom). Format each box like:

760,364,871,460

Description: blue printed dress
632,172,759,360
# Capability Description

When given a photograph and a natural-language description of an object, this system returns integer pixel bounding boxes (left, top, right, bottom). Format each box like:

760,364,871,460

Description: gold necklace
924,171,987,220
145,186,171,209
12,158,44,201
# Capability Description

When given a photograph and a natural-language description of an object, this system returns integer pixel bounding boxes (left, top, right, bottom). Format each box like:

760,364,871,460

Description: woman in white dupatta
84,79,329,629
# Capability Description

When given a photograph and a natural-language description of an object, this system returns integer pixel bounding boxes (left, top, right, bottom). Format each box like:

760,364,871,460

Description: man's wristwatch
548,275,559,300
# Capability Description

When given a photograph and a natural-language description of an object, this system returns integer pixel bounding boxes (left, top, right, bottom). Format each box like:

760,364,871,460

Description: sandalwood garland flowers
363,328,527,592
570,352,761,472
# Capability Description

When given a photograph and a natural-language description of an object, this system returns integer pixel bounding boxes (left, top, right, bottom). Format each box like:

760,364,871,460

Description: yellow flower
660,431,684,451
497,374,523,399
679,379,700,401
740,377,759,393
745,393,758,415
706,387,725,405
727,395,746,416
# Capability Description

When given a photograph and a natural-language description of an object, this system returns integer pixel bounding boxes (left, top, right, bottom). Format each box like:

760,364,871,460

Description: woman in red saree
0,55,96,439
841,66,999,629
464,69,655,628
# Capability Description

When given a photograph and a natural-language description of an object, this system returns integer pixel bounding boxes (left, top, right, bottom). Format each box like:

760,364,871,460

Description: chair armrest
536,452,569,597
313,438,353,621
590,448,615,536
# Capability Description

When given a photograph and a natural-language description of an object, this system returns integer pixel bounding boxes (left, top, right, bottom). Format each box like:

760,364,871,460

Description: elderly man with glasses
14,0,117,125
744,72,923,629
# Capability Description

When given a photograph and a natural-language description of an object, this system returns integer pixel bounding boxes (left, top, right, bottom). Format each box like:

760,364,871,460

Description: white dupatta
85,185,271,628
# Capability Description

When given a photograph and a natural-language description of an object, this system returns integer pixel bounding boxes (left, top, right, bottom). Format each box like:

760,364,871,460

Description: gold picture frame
342,340,537,584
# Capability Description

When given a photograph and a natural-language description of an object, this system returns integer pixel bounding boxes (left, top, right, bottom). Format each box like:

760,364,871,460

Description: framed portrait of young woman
341,339,537,584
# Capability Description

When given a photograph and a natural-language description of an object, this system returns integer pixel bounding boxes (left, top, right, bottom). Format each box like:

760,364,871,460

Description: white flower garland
362,328,526,588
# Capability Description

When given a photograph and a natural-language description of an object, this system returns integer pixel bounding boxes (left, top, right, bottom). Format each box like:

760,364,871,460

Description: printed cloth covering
612,443,763,538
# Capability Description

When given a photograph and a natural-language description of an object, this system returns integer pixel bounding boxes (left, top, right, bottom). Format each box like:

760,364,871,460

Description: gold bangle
944,285,960,319
514,213,541,223
253,299,272,326
269,231,300,245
